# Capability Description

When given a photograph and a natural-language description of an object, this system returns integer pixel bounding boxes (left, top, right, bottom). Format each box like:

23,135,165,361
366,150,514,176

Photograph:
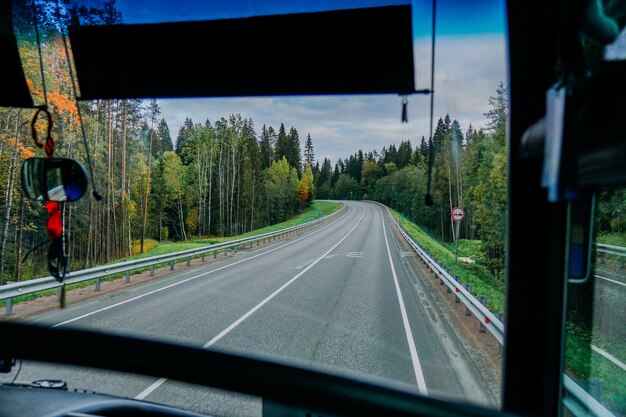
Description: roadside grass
131,239,159,254
391,209,625,413
596,232,626,247
191,200,341,245
390,209,505,313
0,201,342,309
565,323,626,414
457,239,485,263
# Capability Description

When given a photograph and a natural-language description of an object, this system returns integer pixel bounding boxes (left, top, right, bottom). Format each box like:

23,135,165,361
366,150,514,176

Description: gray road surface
2,201,493,416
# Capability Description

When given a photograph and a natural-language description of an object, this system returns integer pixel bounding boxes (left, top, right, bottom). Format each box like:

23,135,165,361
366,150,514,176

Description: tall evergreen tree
275,123,288,162
259,124,273,168
287,126,302,174
158,118,174,153
396,140,412,168
176,117,194,152
304,132,314,166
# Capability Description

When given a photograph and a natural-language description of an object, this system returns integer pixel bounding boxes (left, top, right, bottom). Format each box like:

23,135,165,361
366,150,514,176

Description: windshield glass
0,0,509,415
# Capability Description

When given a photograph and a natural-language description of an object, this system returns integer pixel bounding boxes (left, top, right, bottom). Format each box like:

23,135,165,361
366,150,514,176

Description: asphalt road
2,201,493,416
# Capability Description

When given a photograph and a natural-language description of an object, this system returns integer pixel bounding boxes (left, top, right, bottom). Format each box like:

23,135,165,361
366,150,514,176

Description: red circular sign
452,207,465,222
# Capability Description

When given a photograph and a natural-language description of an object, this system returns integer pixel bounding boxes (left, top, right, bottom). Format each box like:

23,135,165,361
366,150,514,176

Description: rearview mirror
21,157,88,202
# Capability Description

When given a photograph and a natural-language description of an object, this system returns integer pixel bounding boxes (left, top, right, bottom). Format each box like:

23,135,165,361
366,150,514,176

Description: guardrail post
201,253,206,262
125,271,131,283
5,297,13,316
170,261,175,270
186,258,191,266
477,296,486,333
150,265,155,276
497,313,504,354
95,277,101,291
234,245,238,254
214,250,217,259
256,240,259,246
5,282,14,315
224,247,228,256
464,284,472,316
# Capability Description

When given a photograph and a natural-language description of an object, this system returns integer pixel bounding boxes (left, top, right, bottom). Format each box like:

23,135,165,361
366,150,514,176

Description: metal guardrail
382,205,504,344
0,206,344,315
379,203,616,417
596,243,626,257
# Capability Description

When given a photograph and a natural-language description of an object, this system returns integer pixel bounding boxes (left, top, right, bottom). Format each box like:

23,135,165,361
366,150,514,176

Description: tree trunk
14,194,25,281
208,143,213,235
0,111,21,283
140,121,154,252
120,100,127,255
105,100,112,262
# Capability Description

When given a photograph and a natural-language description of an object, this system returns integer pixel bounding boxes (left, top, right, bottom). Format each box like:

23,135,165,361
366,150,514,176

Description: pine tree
419,136,429,159
287,126,302,174
259,124,273,168
158,118,174,153
275,123,287,162
396,140,412,168
176,117,194,152
304,132,314,166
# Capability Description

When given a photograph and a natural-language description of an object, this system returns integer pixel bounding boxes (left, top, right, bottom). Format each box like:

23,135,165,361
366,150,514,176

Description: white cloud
158,34,506,164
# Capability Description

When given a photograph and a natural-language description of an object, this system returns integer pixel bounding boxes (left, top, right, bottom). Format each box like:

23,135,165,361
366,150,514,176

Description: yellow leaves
298,171,310,206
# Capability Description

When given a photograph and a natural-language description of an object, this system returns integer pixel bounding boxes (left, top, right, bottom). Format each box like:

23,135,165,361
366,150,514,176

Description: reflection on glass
565,186,626,415
21,158,88,202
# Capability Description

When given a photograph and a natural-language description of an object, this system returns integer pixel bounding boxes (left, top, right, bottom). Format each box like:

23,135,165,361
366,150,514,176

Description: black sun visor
68,5,415,100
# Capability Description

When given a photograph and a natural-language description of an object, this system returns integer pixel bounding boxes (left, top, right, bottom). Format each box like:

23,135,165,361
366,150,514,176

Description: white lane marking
135,205,367,399
135,377,167,400
377,206,428,395
595,275,626,287
53,205,352,328
591,345,626,372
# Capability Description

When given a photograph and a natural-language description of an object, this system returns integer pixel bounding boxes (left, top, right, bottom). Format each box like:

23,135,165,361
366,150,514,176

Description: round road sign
452,207,465,222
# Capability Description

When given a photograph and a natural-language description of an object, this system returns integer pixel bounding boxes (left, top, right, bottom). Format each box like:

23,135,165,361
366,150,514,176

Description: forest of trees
1,1,624,287
305,82,509,278
0,2,318,283
313,81,624,281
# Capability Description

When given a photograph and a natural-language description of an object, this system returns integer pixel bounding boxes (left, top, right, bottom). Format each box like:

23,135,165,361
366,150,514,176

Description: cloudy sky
119,0,508,164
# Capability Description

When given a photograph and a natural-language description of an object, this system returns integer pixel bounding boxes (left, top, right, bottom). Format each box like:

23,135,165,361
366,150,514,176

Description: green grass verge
597,232,626,247
111,201,341,262
1,201,342,309
565,323,626,414
390,209,505,313
191,200,341,245
457,239,485,263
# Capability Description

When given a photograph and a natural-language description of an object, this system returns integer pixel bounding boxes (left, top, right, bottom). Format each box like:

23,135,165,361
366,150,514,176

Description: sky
77,0,508,164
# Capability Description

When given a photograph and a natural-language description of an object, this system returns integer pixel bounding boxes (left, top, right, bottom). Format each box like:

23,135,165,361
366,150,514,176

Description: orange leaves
4,137,36,160
25,77,45,104
23,37,79,122
48,90,77,117
18,142,36,159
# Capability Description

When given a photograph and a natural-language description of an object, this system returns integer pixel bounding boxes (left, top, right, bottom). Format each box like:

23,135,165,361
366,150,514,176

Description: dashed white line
591,345,626,372
53,205,351,328
595,275,626,287
136,205,367,400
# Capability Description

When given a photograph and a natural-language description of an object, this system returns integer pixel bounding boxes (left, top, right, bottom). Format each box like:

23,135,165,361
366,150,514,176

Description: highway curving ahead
3,201,494,416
